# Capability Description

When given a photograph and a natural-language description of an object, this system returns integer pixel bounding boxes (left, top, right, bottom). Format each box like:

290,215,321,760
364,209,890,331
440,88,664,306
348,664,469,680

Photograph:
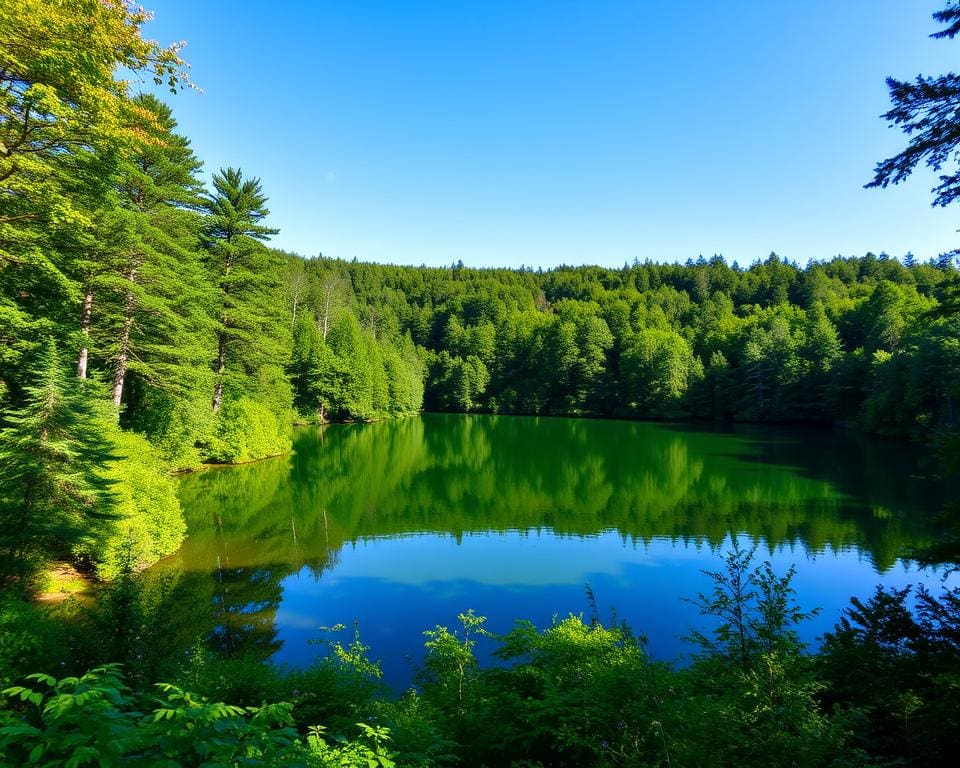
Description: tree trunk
76,289,93,378
212,331,226,413
111,269,137,408
212,246,233,413
322,288,331,341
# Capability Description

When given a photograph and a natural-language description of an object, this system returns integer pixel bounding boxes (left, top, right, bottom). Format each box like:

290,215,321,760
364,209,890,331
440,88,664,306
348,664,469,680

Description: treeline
2,544,959,767
309,252,960,436
0,1,423,586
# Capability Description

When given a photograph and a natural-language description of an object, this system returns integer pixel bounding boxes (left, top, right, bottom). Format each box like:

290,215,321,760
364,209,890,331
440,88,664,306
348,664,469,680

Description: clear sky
140,0,959,269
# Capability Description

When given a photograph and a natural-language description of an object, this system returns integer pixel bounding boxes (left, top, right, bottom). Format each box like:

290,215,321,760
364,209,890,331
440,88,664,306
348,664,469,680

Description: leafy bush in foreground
0,664,396,768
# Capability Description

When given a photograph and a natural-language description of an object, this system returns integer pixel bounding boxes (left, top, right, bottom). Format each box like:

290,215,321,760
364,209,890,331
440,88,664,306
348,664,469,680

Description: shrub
207,396,291,463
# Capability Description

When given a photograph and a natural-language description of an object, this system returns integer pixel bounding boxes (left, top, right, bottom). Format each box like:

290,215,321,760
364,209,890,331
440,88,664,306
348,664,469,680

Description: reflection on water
149,414,957,686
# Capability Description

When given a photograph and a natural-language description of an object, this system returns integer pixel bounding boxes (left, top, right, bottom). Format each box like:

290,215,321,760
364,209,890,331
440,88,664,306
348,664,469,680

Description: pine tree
202,168,282,413
89,95,213,417
0,340,117,589
867,2,960,209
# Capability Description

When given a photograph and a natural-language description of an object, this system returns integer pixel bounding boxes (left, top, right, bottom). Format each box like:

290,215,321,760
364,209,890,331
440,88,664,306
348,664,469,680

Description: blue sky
140,0,958,268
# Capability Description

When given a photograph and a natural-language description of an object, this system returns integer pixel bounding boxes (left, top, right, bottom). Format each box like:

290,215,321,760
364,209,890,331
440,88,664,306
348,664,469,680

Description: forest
1,1,960,766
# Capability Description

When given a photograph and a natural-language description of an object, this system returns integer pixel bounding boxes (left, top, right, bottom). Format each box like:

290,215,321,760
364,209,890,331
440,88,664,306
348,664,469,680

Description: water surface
159,415,958,686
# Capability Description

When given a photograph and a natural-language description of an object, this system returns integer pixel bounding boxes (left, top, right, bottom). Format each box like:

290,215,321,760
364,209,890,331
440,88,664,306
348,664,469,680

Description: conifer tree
0,340,117,589
867,2,960,209
202,168,282,413
89,95,213,417
326,311,376,420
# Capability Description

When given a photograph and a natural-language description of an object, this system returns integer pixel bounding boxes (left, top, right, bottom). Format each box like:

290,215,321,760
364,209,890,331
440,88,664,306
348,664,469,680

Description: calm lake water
161,414,958,687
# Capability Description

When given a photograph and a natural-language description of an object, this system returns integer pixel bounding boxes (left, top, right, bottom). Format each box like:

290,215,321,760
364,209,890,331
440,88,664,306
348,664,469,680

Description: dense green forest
292,247,960,432
2,1,960,766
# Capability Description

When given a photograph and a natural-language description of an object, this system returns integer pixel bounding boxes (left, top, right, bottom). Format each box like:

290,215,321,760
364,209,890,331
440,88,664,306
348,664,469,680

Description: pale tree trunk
284,264,306,330
76,289,93,378
111,267,137,408
318,273,346,341
212,330,226,413
322,288,331,341
212,245,234,413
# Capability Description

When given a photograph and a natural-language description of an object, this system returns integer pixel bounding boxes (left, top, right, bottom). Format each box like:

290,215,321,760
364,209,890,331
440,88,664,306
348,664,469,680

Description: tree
281,257,308,330
430,351,490,412
326,311,377,420
0,340,116,588
0,0,191,389
682,540,833,768
797,304,843,418
867,2,960,212
202,167,281,413
90,95,212,413
621,327,703,418
819,584,960,767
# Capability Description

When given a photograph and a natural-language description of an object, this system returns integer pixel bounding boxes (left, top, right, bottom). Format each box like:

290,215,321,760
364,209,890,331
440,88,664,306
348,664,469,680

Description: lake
159,414,958,687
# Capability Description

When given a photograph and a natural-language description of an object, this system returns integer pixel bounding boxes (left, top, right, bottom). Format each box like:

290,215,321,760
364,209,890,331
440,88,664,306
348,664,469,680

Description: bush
0,598,66,690
207,396,292,463
0,664,400,768
819,584,960,767
0,664,304,767
95,431,185,579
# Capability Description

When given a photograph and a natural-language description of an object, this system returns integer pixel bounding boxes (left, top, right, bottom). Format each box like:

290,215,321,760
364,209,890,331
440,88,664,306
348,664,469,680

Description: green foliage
421,610,489,717
282,622,387,734
0,597,66,691
324,312,380,420
686,537,820,669
0,340,117,587
208,396,292,463
678,538,839,767
124,384,213,470
0,664,306,767
368,693,456,768
819,584,960,767
95,430,185,579
867,1,960,208
621,327,703,418
488,615,668,766
88,93,214,418
0,0,191,396
204,167,290,423
305,723,397,768
301,252,958,436
428,351,490,412
292,307,423,422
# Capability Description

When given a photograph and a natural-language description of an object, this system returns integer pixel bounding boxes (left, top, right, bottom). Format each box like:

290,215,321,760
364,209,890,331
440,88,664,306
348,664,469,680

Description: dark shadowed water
156,414,958,687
